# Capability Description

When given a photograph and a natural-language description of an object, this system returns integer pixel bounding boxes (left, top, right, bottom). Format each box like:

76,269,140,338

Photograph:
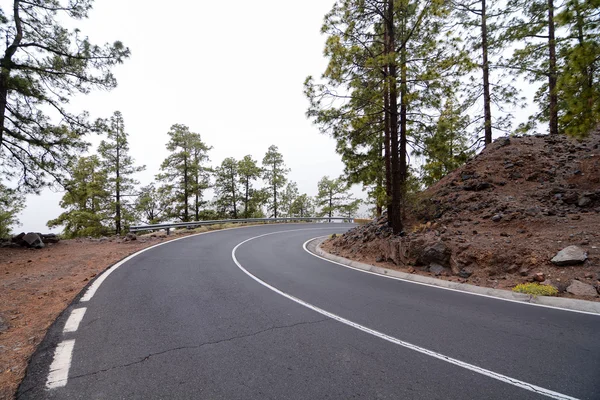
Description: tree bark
115,131,121,235
387,0,403,234
273,164,277,218
231,169,237,219
548,0,558,135
383,20,393,223
329,188,333,221
183,154,189,222
0,0,23,149
481,0,493,145
244,178,249,218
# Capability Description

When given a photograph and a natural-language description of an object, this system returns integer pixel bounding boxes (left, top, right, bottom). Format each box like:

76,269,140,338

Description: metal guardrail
129,217,355,233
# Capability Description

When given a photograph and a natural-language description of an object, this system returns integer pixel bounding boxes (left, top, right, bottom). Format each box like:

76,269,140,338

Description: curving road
18,224,600,399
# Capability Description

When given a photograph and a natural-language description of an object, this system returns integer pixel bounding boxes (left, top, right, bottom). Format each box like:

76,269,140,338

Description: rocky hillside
326,130,600,299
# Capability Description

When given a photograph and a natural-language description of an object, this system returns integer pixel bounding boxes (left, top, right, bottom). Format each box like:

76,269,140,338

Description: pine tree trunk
195,185,199,221
245,178,249,218
115,140,121,235
329,189,333,221
481,0,493,145
0,1,23,149
387,0,403,234
383,25,393,223
273,164,277,218
231,170,237,218
183,155,189,222
548,0,558,135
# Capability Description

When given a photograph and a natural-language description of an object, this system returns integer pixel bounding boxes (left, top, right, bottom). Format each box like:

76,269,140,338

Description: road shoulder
306,237,600,316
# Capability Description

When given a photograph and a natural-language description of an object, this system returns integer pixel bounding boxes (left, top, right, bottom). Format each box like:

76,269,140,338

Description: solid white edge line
46,339,75,389
63,308,87,333
232,229,580,400
79,223,326,302
302,236,600,317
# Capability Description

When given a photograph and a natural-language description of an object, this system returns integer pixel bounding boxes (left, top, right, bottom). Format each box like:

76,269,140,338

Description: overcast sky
17,0,360,233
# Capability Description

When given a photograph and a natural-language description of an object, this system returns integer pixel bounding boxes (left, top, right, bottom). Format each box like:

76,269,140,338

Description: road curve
18,224,600,399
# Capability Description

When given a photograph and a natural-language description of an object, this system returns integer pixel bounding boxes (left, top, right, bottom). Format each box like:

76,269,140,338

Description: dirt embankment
326,131,600,299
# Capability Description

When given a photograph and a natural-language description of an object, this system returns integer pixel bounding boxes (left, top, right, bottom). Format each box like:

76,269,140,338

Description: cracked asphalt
17,224,600,399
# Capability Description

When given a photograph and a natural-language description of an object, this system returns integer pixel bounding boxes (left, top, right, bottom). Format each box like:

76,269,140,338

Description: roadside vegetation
513,283,559,297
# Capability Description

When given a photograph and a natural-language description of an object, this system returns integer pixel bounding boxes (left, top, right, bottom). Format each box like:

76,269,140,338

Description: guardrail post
166,228,170,236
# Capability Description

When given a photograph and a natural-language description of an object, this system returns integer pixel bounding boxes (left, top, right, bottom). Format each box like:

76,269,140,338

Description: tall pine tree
157,124,211,222
97,111,145,235
262,145,289,218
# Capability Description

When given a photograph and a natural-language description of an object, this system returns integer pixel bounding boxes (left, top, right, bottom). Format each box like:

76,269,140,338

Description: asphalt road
18,224,600,399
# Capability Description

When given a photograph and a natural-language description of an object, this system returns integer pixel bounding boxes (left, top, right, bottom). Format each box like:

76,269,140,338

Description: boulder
578,196,592,208
551,246,587,266
11,232,26,246
428,263,447,276
566,280,597,297
22,232,44,249
125,232,137,242
418,241,451,268
0,239,20,248
41,233,60,244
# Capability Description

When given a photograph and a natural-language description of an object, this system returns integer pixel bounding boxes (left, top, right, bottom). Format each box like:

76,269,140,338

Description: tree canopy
0,0,129,192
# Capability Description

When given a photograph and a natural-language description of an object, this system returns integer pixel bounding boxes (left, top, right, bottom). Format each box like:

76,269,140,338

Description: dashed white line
63,308,87,333
232,229,580,400
46,340,75,389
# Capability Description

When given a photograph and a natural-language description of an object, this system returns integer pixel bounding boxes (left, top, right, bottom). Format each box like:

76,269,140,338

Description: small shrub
512,283,558,297
353,218,372,225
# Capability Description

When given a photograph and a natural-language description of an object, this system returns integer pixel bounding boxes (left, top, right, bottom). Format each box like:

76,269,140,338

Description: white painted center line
232,229,580,400
46,339,75,389
63,308,87,333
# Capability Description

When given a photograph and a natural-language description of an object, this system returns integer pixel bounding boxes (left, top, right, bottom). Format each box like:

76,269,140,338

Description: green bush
512,282,558,297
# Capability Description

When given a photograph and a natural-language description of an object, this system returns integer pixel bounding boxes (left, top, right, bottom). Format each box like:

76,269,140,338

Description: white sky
17,0,367,233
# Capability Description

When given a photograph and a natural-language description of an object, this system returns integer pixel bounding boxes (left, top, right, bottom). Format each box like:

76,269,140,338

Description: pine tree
556,0,600,137
417,96,472,186
305,0,391,221
238,155,262,218
341,198,362,219
0,182,24,237
262,145,289,218
451,0,521,145
307,0,459,233
0,0,129,191
280,181,299,217
47,156,111,238
97,111,145,235
290,194,315,218
134,184,169,225
507,0,561,135
157,124,211,222
316,176,356,219
214,157,240,219
190,138,212,221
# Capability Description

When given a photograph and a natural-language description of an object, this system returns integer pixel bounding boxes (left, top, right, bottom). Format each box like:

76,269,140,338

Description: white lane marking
232,230,580,400
80,223,330,302
303,236,600,317
63,308,87,333
46,340,75,389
